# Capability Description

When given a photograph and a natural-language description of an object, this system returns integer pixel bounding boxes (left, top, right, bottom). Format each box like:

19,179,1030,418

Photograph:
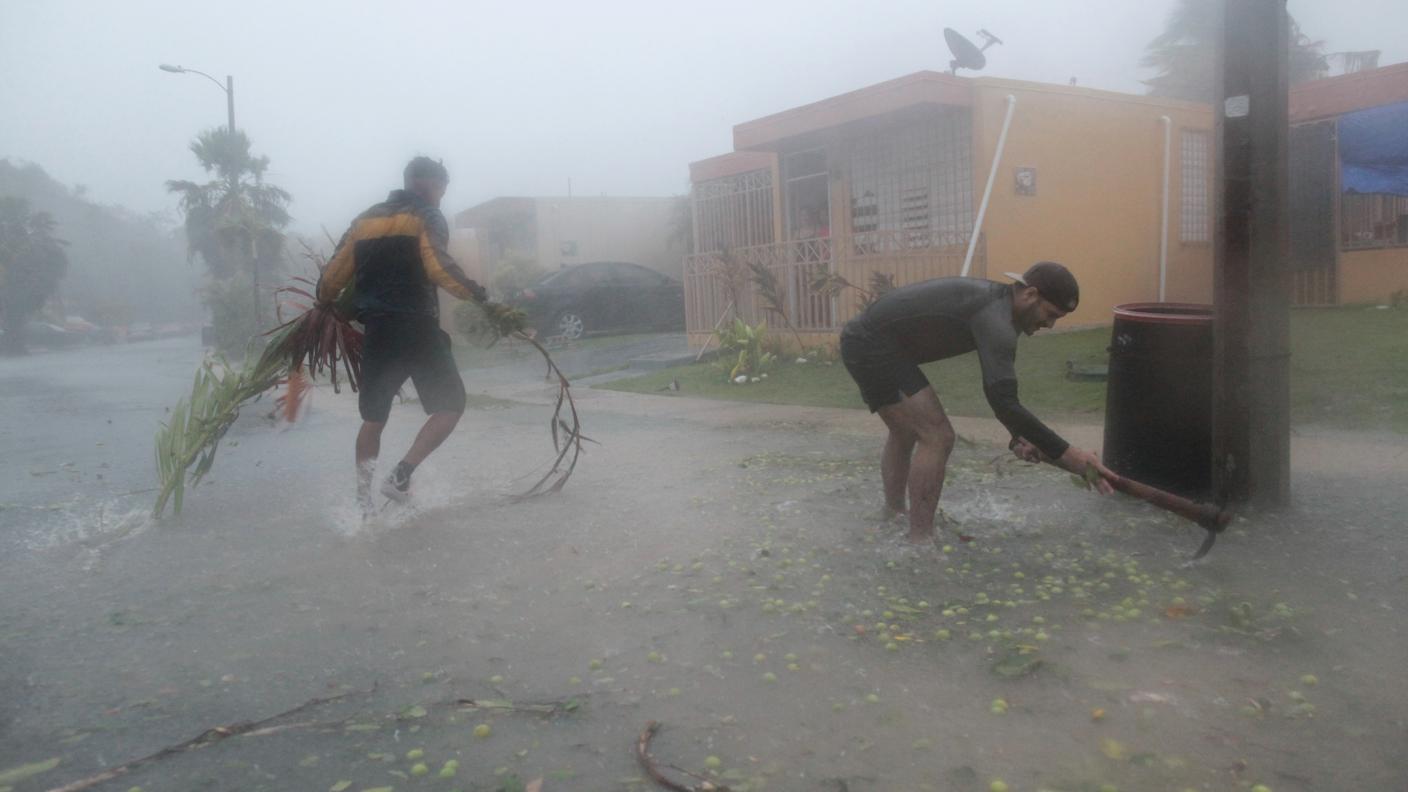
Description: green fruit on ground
406,748,424,760
473,724,491,738
705,756,722,769
439,767,457,779
410,762,429,776
762,672,778,682
1300,674,1318,686
990,780,1009,792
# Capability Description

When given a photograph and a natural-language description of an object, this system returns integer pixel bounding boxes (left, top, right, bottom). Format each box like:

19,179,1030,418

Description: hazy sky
2,0,1403,236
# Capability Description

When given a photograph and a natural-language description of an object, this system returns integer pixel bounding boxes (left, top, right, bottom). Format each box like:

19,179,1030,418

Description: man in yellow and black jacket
317,156,488,511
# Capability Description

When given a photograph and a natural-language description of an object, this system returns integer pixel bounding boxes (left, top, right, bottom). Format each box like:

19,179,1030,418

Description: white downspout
1158,115,1172,302
962,93,1016,277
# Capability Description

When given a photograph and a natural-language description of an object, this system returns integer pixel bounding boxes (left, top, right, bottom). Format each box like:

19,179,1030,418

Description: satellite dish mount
944,27,1004,75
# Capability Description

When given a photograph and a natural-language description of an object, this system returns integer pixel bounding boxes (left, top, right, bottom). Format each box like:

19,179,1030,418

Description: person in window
839,262,1117,543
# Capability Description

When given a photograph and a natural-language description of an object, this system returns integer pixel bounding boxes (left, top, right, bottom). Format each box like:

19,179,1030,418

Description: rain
2,2,1407,791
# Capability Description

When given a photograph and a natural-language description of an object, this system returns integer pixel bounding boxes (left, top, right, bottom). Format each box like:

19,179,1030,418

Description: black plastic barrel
1102,303,1214,498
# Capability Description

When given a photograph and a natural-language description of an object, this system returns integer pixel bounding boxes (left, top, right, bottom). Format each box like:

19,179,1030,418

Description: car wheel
554,311,585,340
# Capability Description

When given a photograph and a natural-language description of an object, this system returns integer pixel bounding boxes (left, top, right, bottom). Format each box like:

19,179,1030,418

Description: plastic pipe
1159,115,1171,302
962,94,1016,277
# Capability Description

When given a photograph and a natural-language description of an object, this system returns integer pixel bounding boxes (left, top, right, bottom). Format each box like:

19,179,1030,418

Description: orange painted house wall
969,79,1215,327
1339,247,1408,304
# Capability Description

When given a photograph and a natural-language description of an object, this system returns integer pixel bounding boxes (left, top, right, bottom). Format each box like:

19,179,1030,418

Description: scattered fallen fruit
473,723,492,739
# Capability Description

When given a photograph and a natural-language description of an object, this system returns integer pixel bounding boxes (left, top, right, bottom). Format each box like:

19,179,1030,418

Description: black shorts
358,318,466,423
840,327,930,413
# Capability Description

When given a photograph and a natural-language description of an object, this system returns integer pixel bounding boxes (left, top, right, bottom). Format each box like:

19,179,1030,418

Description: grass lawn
599,307,1408,433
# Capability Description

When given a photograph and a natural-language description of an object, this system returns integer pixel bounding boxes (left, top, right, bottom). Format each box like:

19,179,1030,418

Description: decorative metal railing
684,230,984,338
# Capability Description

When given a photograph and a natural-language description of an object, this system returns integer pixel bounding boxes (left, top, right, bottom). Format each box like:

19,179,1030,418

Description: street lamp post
159,64,260,332
159,64,234,133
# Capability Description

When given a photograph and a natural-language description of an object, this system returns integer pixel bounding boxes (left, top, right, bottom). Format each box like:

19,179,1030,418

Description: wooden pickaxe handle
1109,474,1230,533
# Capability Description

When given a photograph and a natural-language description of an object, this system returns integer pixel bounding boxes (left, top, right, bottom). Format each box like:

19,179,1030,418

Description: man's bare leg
401,411,462,468
356,420,386,510
878,411,916,518
877,387,956,542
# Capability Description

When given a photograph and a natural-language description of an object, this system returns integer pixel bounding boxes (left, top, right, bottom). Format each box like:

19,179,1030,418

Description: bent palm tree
167,128,291,347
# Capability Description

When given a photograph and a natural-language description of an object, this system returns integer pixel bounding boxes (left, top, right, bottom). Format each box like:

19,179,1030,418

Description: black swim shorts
358,318,466,423
839,327,930,413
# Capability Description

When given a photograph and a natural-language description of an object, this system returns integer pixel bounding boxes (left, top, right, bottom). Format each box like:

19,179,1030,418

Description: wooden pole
1213,0,1292,507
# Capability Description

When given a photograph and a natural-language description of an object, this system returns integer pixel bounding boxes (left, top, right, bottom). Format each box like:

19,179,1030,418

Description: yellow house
685,70,1219,349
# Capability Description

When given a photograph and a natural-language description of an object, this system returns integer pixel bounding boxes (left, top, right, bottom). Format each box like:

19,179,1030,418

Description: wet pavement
1,337,1405,791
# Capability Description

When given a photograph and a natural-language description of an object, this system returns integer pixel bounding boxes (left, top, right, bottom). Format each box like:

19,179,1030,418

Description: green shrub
714,318,776,382
492,255,546,298
202,273,261,356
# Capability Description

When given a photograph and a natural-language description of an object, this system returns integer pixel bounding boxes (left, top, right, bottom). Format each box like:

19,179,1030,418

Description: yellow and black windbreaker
317,189,486,320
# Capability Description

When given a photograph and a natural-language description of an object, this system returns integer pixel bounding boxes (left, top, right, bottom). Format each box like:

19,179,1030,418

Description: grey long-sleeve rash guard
849,277,1070,459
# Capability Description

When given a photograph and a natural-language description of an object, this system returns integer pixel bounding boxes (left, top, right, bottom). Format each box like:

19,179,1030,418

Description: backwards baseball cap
1003,261,1079,313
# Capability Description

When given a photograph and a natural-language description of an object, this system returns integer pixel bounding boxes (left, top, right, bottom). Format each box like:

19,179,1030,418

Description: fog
3,2,1408,791
2,0,1402,235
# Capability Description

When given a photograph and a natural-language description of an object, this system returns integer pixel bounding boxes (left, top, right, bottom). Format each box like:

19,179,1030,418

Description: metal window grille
1180,130,1211,243
1341,192,1408,249
692,169,775,254
846,109,973,244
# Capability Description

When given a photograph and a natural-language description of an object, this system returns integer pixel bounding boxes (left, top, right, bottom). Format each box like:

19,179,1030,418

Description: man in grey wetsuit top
840,262,1116,543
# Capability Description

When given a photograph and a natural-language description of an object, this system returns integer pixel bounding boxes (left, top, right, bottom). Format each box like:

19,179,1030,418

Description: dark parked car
509,261,685,340
7,320,84,350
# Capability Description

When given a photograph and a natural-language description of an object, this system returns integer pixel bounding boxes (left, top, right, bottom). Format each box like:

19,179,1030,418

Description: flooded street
1,339,1404,791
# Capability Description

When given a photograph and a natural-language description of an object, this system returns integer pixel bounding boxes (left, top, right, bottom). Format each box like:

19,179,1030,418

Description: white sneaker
380,471,411,503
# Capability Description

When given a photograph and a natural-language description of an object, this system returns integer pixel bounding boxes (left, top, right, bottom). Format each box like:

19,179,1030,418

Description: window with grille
845,109,973,246
691,169,775,254
1180,130,1211,243
1341,193,1408,248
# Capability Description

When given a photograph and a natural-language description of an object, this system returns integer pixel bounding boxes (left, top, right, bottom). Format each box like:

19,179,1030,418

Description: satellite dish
944,27,1004,75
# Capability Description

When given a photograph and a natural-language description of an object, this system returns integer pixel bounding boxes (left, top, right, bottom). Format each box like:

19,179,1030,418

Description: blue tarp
1339,100,1408,196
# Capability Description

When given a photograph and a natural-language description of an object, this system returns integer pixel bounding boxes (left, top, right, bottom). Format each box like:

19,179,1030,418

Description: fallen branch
635,721,731,792
510,331,588,501
455,696,583,716
44,687,368,792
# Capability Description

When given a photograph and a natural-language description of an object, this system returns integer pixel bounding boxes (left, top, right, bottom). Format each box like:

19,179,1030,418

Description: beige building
452,196,685,290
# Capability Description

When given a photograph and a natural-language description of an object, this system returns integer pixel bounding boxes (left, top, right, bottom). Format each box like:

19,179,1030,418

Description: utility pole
1212,0,1292,507
225,75,235,133
159,65,259,331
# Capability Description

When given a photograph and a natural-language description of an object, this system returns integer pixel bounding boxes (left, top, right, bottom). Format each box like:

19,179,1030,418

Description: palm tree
167,128,291,344
0,197,69,355
1142,0,1329,102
